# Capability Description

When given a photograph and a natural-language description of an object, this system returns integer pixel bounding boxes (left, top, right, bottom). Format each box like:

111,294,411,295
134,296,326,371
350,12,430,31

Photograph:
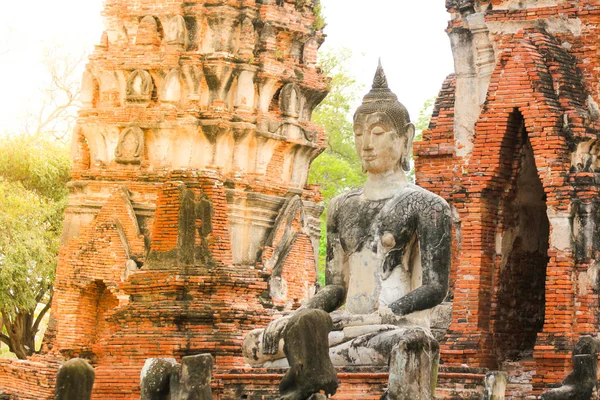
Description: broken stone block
279,309,338,400
54,358,95,400
140,358,178,400
175,354,213,400
384,329,440,400
482,371,508,400
540,336,598,400
140,355,213,400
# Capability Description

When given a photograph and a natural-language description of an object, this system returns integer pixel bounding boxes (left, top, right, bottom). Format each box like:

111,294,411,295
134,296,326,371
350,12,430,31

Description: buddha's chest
336,197,415,256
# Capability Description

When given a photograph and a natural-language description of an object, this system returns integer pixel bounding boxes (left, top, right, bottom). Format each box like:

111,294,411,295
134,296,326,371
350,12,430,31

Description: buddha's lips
363,155,377,161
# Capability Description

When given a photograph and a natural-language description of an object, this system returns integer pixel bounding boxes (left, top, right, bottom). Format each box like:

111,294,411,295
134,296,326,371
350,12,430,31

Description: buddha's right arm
300,284,346,313
300,198,347,313
262,211,346,354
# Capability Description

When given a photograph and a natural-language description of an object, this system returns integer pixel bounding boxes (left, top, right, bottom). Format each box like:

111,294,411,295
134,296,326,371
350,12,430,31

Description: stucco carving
115,126,144,164
136,16,160,46
165,15,186,46
160,68,182,104
126,70,153,103
280,83,301,118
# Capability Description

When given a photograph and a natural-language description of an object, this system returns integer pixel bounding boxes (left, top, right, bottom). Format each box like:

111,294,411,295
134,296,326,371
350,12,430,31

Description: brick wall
0,0,331,398
416,1,600,397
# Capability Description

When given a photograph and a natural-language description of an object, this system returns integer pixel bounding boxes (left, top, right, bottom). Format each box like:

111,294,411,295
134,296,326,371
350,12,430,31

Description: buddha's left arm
389,196,451,316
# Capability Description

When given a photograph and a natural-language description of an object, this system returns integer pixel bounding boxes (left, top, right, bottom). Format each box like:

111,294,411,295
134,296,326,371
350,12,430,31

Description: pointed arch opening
492,109,550,363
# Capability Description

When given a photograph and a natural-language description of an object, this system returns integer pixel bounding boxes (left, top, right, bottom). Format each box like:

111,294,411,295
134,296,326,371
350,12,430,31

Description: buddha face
353,112,413,175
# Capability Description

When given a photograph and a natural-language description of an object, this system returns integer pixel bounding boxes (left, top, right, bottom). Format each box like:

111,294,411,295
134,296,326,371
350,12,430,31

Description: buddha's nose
362,132,374,150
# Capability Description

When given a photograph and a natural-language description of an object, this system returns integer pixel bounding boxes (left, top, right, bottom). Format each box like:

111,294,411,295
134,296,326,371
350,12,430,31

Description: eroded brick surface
417,1,600,397
1,0,331,398
6,1,600,399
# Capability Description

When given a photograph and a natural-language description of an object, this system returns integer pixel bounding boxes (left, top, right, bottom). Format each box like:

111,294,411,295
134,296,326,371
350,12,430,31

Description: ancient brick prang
1,1,328,399
416,0,600,397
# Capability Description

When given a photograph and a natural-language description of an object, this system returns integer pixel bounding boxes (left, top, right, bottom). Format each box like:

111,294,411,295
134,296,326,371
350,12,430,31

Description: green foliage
312,1,326,31
407,97,436,183
0,134,70,358
308,48,365,285
0,136,71,202
414,97,435,141
0,181,56,313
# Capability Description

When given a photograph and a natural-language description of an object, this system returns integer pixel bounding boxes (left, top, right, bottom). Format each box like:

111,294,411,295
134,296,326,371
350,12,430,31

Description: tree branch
32,295,52,335
0,332,11,347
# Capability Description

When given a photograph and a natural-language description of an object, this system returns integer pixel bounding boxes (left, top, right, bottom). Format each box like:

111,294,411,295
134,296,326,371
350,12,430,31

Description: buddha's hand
330,310,353,330
377,305,399,325
262,315,291,355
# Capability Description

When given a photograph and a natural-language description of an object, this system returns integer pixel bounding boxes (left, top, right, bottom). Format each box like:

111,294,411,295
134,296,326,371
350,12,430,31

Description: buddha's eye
354,128,363,137
371,126,386,135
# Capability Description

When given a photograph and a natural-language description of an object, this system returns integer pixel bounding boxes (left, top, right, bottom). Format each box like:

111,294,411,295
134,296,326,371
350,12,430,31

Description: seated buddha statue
243,62,451,399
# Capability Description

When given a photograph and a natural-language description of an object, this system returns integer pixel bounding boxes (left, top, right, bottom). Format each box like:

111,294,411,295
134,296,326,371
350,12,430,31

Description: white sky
0,0,454,135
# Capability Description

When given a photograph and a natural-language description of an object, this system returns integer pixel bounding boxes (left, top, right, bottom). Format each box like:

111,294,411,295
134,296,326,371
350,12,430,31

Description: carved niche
165,15,186,46
115,126,144,164
238,17,257,59
136,15,160,46
302,38,318,68
280,83,301,118
160,68,182,104
81,71,99,108
126,70,153,103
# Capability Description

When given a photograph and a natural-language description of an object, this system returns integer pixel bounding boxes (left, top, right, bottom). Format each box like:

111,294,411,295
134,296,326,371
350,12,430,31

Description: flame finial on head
362,59,399,104
372,58,388,89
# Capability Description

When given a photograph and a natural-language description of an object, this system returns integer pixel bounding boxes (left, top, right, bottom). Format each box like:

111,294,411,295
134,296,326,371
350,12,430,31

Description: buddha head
353,61,415,175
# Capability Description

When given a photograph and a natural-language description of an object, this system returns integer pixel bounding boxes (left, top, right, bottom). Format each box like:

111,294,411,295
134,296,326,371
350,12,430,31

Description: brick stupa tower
35,0,327,397
415,0,600,397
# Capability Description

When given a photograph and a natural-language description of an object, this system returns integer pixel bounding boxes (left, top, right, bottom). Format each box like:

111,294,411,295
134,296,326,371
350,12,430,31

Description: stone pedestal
384,330,440,400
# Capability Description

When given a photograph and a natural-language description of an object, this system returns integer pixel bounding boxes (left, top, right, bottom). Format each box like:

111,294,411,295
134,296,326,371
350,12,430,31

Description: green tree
0,135,71,359
308,48,365,282
407,97,436,183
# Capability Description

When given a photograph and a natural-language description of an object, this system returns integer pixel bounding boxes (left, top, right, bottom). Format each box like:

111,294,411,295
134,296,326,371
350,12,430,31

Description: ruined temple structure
1,0,332,398
415,0,600,397
3,0,600,399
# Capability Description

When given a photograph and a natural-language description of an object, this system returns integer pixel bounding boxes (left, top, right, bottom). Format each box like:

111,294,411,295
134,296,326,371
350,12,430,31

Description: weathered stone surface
176,354,213,400
384,329,440,400
279,309,338,400
54,358,95,400
541,336,598,400
430,302,453,342
482,372,508,400
141,354,213,400
140,358,178,400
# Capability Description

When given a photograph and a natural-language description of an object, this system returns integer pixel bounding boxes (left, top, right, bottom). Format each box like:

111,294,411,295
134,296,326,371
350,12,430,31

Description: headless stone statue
54,358,95,400
243,62,451,400
140,354,213,400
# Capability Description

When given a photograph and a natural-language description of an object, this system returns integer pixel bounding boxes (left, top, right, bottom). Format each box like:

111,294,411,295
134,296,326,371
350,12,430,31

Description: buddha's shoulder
390,185,450,212
330,188,363,207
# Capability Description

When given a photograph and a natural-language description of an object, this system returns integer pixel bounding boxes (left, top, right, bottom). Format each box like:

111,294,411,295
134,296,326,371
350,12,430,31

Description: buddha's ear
401,123,415,172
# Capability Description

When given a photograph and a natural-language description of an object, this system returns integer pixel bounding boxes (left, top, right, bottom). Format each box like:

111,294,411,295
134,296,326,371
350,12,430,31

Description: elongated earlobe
401,123,415,172
402,155,411,172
